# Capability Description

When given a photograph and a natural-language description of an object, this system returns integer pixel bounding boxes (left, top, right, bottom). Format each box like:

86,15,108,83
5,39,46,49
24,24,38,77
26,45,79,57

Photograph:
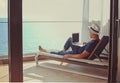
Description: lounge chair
35,36,109,69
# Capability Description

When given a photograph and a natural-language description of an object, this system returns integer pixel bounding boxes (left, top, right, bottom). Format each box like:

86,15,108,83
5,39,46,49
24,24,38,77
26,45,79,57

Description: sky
0,0,7,18
23,0,83,21
0,0,110,23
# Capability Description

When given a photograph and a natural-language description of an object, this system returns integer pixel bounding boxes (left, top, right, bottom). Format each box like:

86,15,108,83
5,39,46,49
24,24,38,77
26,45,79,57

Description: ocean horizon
0,18,82,56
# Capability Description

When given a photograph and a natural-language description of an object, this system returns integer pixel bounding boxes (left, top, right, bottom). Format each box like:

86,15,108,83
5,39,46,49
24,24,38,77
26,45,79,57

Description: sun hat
88,24,100,35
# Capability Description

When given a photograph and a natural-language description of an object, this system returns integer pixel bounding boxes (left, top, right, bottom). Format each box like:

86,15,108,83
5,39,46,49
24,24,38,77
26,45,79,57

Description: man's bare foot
39,46,48,52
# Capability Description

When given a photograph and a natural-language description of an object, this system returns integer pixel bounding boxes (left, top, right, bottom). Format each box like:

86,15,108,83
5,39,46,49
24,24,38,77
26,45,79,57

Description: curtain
81,0,110,41
81,0,89,43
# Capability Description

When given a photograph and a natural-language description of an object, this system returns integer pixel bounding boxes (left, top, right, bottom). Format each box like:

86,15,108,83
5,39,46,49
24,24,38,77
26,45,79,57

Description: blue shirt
77,40,99,54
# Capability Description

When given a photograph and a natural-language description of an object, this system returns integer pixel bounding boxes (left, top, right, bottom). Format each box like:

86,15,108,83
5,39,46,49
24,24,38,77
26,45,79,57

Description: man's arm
63,50,90,59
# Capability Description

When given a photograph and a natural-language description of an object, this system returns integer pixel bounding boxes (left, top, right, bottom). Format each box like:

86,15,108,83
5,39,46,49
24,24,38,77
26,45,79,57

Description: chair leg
60,59,65,66
60,60,64,66
35,53,39,66
95,54,102,62
0,60,3,65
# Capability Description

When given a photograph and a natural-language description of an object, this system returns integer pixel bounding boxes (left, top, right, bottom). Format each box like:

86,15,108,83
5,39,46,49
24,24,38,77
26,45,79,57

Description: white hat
88,24,100,35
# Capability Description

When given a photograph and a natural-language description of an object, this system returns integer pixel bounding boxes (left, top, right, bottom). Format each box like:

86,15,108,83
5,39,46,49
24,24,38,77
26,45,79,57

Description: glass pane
23,0,110,82
23,0,83,54
0,0,8,56
0,0,8,82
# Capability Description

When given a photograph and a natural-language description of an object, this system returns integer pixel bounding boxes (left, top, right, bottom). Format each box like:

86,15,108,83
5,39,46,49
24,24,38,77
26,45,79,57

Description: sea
0,18,82,56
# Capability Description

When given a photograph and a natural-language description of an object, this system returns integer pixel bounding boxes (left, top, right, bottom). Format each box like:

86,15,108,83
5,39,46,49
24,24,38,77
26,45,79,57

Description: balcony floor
0,60,108,82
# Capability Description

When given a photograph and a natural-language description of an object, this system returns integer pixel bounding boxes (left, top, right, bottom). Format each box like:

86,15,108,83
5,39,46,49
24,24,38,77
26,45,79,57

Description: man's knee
68,37,72,42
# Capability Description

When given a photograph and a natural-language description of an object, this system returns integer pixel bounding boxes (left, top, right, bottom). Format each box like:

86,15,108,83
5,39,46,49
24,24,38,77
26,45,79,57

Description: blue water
0,18,82,56
0,21,8,56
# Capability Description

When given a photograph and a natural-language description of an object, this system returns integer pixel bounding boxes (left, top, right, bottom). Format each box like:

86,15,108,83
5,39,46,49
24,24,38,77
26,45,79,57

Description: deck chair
35,36,109,69
88,36,109,61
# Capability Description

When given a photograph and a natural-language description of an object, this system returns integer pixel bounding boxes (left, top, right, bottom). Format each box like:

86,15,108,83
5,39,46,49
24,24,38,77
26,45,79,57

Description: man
39,24,100,59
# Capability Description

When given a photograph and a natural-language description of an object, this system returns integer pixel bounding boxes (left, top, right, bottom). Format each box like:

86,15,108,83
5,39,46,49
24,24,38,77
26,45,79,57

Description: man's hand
63,50,90,59
83,42,87,45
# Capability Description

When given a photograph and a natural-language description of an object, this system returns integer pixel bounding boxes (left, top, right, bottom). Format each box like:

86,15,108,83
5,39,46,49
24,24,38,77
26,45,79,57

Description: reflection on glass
0,0,8,82
0,19,8,56
0,0,8,56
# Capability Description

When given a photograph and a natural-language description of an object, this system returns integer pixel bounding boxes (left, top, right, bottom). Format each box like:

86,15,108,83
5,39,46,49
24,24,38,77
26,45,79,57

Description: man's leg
64,37,73,51
39,46,48,52
50,51,73,55
50,37,73,55
63,37,83,54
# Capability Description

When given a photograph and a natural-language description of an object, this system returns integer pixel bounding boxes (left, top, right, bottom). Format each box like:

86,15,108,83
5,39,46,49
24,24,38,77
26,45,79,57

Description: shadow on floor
23,61,108,82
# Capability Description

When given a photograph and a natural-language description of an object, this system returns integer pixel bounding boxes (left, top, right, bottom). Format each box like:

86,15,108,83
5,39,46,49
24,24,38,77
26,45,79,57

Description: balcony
0,56,107,82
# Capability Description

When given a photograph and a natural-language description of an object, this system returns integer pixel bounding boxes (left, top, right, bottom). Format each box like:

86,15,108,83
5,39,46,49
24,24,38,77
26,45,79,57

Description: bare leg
39,46,48,53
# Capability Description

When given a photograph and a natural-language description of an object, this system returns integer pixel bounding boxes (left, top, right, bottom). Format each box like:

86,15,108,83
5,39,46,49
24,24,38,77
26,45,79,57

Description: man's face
89,32,96,38
89,32,93,38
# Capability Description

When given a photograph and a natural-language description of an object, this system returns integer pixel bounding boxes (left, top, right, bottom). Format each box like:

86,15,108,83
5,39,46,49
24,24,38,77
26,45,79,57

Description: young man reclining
39,24,100,59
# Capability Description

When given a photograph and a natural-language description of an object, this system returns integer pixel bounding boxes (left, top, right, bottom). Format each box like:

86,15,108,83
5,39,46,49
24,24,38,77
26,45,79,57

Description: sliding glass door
7,0,119,82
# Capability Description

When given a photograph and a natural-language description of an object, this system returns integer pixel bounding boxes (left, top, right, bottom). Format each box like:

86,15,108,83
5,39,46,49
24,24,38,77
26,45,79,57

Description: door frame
8,0,119,82
108,0,119,83
8,0,23,82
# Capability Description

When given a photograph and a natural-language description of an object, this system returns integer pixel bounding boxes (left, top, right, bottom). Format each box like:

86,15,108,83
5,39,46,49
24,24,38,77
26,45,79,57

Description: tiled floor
0,60,108,82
